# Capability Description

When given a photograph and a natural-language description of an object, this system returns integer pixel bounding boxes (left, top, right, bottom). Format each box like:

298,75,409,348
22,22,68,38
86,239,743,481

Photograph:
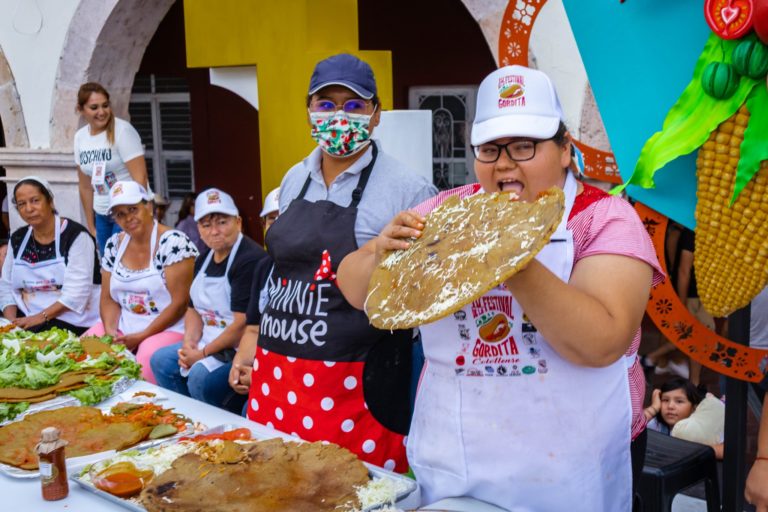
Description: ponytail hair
77,82,115,146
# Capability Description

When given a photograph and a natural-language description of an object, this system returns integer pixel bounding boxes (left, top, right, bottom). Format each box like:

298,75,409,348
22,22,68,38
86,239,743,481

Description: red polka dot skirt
247,348,408,473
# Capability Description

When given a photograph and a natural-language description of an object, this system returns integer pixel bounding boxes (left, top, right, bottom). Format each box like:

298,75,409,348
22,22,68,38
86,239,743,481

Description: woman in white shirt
82,181,198,383
74,82,149,253
0,177,100,334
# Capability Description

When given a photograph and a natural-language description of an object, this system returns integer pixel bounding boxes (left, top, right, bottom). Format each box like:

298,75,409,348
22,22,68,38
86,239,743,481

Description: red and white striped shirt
414,183,665,440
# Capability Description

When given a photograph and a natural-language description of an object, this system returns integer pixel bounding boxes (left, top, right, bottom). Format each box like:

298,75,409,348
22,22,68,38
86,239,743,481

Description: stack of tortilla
0,406,154,470
0,337,118,404
141,438,370,512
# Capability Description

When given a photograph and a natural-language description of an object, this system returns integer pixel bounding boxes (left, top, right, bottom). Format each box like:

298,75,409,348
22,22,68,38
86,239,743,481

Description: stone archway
0,46,29,148
49,0,175,149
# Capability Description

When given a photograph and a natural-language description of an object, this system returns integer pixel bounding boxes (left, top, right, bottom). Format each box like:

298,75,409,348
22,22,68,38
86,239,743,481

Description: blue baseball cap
308,54,377,99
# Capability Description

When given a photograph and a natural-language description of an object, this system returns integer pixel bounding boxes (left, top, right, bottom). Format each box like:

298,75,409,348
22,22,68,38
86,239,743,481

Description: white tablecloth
1,380,422,511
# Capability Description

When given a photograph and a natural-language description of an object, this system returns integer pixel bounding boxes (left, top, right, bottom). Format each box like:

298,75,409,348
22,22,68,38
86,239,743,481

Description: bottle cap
40,427,60,442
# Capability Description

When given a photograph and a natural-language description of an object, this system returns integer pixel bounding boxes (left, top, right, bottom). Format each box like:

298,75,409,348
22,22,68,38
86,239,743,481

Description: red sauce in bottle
36,427,69,501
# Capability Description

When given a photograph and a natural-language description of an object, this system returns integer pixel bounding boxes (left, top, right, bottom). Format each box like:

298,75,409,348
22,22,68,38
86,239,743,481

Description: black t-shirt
190,236,268,313
246,256,274,325
677,228,698,298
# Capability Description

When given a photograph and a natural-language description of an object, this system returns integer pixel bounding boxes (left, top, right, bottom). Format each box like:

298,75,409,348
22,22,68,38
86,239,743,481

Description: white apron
409,173,633,511
181,233,242,376
11,216,100,327
109,222,184,335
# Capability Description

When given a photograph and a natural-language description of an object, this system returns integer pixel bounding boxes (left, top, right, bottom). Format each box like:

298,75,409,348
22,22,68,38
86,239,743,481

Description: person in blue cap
243,53,435,472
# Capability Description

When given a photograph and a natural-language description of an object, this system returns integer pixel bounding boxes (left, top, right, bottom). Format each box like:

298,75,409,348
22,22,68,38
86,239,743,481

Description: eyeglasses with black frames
473,139,552,164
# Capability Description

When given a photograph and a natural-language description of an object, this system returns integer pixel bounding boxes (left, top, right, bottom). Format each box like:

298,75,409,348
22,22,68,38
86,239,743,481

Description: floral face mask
309,109,375,158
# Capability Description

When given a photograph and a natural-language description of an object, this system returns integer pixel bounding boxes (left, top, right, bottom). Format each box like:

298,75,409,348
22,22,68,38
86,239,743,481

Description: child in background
644,377,724,458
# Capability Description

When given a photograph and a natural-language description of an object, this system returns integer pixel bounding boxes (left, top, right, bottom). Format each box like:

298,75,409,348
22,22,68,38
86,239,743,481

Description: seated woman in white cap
337,65,664,511
82,181,198,383
0,177,100,334
150,188,268,412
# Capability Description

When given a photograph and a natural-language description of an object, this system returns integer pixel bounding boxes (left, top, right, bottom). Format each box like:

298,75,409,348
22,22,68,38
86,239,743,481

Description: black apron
248,143,412,471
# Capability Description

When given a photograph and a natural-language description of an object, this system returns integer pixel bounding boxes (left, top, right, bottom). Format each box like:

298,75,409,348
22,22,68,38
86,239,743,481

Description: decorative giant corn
616,34,768,317
694,106,768,317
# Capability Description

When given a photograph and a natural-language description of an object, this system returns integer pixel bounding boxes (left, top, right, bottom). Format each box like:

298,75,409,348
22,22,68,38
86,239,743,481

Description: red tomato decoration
705,0,755,39
755,0,768,43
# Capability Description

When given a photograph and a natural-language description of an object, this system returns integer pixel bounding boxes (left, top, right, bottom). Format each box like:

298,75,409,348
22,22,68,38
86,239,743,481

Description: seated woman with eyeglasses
0,177,100,334
337,65,664,510
82,181,198,383
151,188,269,414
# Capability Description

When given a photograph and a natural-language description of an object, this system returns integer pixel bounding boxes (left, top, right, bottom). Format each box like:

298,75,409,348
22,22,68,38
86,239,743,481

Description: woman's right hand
373,210,425,264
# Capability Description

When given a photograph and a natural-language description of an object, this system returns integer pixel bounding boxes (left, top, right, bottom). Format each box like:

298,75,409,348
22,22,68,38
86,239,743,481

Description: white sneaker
655,359,690,379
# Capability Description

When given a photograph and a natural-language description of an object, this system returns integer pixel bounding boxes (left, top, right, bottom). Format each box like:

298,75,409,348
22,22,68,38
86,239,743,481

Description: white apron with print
409,173,633,512
182,233,242,376
11,216,100,327
109,222,184,335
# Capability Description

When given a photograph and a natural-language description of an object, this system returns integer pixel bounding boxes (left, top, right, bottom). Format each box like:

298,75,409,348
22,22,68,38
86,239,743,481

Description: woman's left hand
14,313,45,330
115,332,145,351
178,346,204,369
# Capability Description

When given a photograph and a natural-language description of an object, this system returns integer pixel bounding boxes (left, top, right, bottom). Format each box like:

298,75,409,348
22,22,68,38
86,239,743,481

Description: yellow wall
183,0,393,199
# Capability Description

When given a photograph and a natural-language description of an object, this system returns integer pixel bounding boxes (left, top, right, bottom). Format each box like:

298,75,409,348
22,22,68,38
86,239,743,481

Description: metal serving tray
71,423,418,512
0,394,191,479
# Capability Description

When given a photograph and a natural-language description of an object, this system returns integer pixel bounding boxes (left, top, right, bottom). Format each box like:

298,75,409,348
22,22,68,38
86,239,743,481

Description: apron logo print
23,278,60,292
477,313,511,343
124,293,154,315
313,250,337,284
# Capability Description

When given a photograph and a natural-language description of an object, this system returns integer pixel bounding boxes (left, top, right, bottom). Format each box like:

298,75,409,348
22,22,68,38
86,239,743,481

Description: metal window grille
409,86,477,190
129,75,194,198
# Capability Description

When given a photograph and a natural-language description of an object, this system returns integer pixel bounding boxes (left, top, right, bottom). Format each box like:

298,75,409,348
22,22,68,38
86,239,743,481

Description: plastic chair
640,429,720,512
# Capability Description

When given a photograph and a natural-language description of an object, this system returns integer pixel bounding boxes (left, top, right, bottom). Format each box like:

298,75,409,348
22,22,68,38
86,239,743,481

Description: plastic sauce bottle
36,426,69,501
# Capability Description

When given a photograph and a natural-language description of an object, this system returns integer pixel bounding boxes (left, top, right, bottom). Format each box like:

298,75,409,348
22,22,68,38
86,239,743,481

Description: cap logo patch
112,183,123,196
206,191,221,204
497,75,526,108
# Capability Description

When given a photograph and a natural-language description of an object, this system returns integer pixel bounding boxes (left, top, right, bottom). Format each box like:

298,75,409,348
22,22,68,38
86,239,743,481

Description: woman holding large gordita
74,82,149,253
338,66,664,510
83,181,198,383
0,177,100,334
246,54,435,472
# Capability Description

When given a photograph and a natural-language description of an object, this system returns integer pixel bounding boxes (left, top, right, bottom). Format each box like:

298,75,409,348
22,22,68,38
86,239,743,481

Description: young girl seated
644,377,725,459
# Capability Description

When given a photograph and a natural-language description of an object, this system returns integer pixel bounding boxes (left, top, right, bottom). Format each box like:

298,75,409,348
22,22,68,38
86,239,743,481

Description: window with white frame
129,75,194,198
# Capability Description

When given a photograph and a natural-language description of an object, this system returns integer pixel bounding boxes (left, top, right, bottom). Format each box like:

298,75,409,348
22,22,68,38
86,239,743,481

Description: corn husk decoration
615,34,768,317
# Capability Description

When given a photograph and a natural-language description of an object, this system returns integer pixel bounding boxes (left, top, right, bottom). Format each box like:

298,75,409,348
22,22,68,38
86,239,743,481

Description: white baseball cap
194,188,239,221
260,188,280,217
108,181,151,214
471,65,564,146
